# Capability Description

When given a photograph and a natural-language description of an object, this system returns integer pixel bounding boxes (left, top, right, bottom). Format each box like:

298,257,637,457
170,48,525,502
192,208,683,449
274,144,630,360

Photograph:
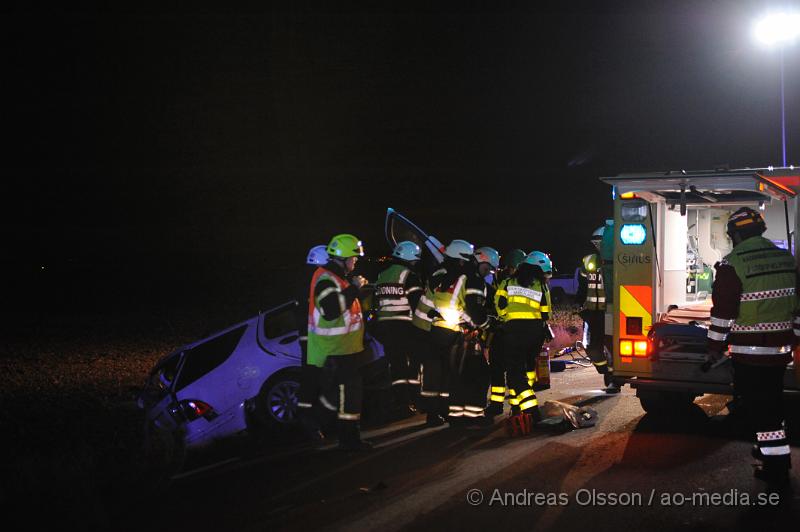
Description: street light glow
753,11,800,48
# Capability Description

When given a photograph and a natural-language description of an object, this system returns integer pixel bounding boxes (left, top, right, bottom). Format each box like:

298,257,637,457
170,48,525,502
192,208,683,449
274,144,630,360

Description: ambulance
600,168,800,413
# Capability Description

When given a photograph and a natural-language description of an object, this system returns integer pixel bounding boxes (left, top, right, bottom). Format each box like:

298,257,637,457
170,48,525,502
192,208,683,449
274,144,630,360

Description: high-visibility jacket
431,267,487,331
412,287,436,332
374,263,423,322
307,267,364,367
707,235,800,366
579,253,606,311
495,277,550,321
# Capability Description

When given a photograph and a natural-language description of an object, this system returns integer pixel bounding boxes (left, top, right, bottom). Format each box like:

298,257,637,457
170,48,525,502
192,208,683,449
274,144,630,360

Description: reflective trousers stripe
760,445,791,456
728,344,793,355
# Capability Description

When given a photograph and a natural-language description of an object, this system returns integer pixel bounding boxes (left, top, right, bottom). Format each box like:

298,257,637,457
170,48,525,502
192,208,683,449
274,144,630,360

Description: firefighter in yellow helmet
577,226,618,393
309,234,372,451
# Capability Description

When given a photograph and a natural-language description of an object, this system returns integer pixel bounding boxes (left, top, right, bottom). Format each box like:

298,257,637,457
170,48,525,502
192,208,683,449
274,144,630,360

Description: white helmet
590,226,604,243
444,239,475,260
306,245,329,265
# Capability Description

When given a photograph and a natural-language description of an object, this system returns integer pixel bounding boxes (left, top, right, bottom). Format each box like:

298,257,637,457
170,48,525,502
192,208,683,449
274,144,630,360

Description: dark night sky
3,1,799,309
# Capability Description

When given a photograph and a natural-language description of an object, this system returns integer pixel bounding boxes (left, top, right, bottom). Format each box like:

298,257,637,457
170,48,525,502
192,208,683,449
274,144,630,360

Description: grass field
0,303,583,528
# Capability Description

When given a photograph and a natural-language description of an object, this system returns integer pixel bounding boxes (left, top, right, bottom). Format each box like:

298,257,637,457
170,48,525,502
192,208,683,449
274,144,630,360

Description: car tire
255,369,302,429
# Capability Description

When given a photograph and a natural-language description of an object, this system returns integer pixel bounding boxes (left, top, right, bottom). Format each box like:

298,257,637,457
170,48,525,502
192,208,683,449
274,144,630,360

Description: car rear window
263,306,298,339
175,325,247,390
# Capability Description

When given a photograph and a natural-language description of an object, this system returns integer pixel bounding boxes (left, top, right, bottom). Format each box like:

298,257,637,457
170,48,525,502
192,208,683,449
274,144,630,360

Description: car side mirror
279,335,299,345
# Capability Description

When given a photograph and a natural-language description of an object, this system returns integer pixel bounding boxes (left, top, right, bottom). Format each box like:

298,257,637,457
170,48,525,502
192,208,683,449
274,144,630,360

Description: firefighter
296,245,330,440
309,234,372,451
475,247,507,418
485,248,527,416
473,247,501,424
577,226,618,393
373,241,424,418
706,207,798,485
497,249,526,285
412,269,444,426
494,251,550,435
430,239,491,426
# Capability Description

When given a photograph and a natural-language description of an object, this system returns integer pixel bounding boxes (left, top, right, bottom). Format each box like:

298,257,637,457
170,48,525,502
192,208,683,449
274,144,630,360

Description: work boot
505,412,533,437
299,413,325,444
484,402,504,418
336,421,373,452
425,413,446,427
604,382,621,394
447,416,466,428
753,465,790,488
476,413,496,427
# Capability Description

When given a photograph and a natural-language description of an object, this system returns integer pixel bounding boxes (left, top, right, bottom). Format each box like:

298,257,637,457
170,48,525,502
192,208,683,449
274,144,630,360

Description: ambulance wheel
638,390,695,415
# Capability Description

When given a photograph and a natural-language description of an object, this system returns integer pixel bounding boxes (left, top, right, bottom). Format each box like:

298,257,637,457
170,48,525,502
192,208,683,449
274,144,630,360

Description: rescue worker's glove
701,350,725,373
483,315,499,332
349,275,367,289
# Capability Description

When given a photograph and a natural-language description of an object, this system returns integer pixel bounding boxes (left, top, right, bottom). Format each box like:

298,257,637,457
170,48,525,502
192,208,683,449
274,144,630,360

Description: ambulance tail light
634,340,649,357
620,340,633,356
620,339,649,357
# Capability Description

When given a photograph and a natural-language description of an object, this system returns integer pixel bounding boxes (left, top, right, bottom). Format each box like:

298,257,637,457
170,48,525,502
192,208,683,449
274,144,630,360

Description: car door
257,301,302,361
172,320,255,442
384,207,444,281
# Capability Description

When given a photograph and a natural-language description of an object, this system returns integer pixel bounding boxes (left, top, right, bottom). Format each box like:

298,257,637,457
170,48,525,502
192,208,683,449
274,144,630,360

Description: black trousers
583,309,611,375
373,320,421,391
421,326,453,417
488,329,507,405
504,320,545,413
319,350,372,422
298,339,321,409
446,332,490,419
733,361,791,472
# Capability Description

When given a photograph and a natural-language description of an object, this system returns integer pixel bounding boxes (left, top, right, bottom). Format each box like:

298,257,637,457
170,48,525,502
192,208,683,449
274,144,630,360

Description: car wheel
256,370,301,429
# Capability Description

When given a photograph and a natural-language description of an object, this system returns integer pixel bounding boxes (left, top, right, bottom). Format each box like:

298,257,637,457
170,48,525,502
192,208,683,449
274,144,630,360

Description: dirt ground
0,301,582,530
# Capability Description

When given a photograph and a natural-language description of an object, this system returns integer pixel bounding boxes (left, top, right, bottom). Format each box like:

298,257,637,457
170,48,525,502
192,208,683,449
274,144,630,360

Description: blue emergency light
620,224,647,245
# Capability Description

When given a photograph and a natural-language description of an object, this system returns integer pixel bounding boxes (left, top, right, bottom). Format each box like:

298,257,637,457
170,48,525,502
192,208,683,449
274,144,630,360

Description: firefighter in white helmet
428,239,491,426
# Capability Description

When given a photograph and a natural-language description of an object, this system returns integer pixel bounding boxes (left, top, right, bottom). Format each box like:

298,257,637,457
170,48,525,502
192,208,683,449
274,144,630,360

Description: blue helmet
444,239,475,260
524,251,553,274
475,246,500,270
306,245,329,265
392,240,422,262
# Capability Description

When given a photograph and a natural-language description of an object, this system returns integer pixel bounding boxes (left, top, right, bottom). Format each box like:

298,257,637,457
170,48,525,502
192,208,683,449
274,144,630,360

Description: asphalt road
134,365,800,532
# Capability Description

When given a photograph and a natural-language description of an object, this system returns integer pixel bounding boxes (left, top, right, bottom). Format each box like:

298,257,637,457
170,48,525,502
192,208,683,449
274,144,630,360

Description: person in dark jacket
707,207,799,485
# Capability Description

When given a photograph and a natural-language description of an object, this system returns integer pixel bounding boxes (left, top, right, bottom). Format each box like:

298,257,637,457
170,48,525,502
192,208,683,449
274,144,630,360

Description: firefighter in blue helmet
372,241,425,418
295,245,329,441
494,251,552,435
